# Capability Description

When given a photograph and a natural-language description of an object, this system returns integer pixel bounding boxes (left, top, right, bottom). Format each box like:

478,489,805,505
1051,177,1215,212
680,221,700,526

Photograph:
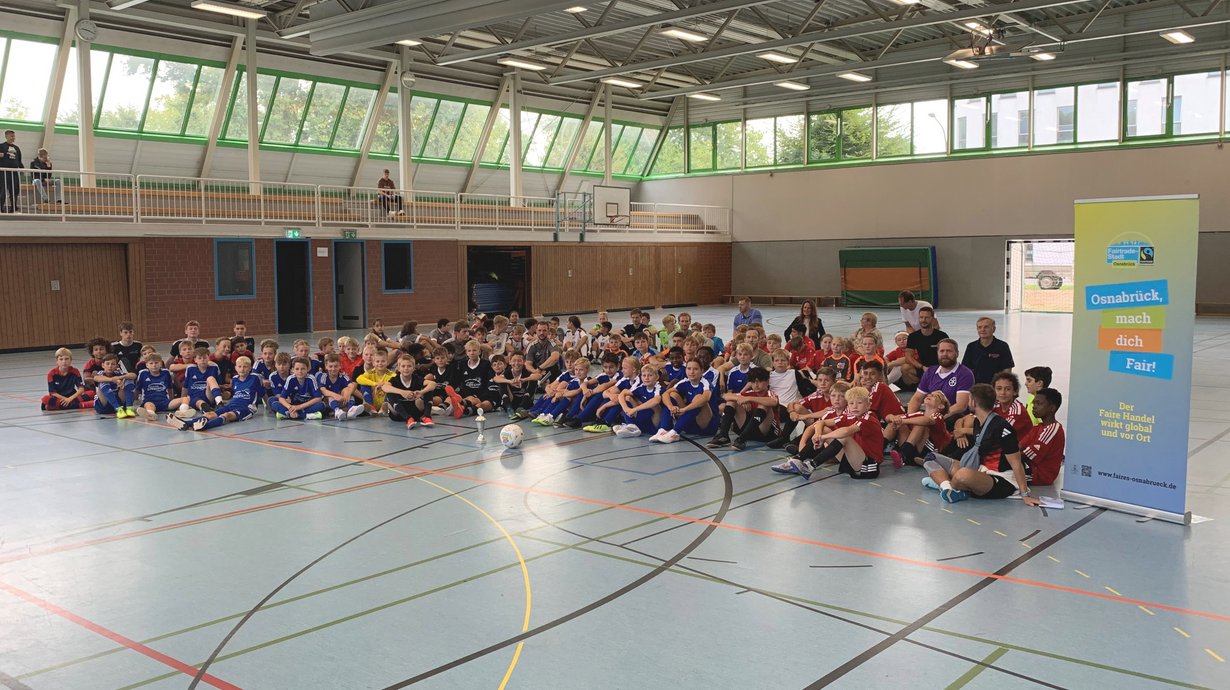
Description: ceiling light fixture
943,58,979,69
889,0,921,5
600,76,643,88
108,0,149,9
191,0,267,19
687,92,722,101
396,39,422,46
1029,51,1057,61
1160,29,1195,44
837,71,872,82
774,80,809,91
660,26,709,42
757,51,799,64
497,56,550,70
564,6,588,12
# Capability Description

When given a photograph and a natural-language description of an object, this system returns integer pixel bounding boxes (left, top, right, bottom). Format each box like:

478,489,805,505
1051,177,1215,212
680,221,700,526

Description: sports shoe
785,443,800,456
731,437,746,450
941,487,969,504
305,412,323,420
771,460,801,475
444,385,464,418
566,418,584,429
649,429,670,443
406,419,417,430
765,436,788,450
583,423,612,433
789,457,814,479
275,412,287,420
420,417,435,427
706,436,730,448
508,410,526,421
192,418,209,431
346,405,364,419
890,449,904,469
165,413,188,431
614,424,642,438
922,476,940,491
136,407,156,421
334,408,346,421
114,407,129,419
532,414,554,426
662,430,681,444
432,405,446,415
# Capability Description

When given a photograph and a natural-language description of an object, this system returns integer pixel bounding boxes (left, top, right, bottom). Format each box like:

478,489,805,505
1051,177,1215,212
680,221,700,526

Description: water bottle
476,409,486,445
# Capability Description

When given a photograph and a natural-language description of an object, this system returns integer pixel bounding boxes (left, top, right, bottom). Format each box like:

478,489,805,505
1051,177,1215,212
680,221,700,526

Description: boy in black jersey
112,321,143,373
382,355,437,428
452,339,495,416
424,346,464,417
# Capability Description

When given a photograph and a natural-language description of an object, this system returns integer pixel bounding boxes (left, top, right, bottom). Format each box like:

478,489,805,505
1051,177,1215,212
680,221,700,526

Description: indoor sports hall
1,0,1230,689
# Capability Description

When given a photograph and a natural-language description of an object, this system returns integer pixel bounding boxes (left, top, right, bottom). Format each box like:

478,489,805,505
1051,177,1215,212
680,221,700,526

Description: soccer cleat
420,417,435,427
432,405,446,415
890,450,904,469
731,437,746,451
347,405,364,419
444,385,464,418
614,424,642,438
765,436,788,450
507,410,526,421
165,413,187,431
532,414,554,426
566,418,584,429
305,412,323,420
922,476,940,491
789,457,813,479
706,436,731,449
785,443,800,456
649,429,668,443
941,487,969,503
771,460,801,475
192,418,208,431
405,419,417,430
275,412,287,420
583,423,612,433
664,430,681,443
334,408,346,421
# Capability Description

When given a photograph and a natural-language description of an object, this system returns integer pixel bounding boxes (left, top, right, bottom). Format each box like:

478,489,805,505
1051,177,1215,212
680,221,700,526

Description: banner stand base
1062,490,1191,525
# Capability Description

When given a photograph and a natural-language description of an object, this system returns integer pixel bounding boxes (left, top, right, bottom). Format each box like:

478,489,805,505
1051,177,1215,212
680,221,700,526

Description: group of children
41,310,1064,496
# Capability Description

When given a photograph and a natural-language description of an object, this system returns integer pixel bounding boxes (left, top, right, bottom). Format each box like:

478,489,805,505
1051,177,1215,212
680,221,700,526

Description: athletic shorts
972,468,1019,500
143,398,171,413
217,404,255,421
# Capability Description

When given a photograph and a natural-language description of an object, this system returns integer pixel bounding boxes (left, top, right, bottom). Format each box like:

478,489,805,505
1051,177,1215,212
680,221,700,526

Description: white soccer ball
500,424,524,449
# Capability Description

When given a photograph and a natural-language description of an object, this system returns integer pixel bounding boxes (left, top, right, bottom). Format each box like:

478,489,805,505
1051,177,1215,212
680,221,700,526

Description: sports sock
736,409,768,442
716,407,736,438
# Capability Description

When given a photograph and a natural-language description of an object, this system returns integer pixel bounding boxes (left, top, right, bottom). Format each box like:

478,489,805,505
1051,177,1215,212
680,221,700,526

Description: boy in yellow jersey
355,348,395,415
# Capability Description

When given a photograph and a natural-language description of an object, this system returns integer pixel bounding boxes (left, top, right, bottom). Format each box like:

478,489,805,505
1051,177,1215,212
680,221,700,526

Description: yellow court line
869,482,881,487
916,498,929,505
892,490,906,495
1047,555,1061,563
967,519,981,526
1139,606,1155,616
1206,649,1225,663
1175,627,1191,638
1021,543,1031,549
993,530,1009,538
416,477,533,690
941,508,954,514
1074,570,1091,579
1105,586,1122,596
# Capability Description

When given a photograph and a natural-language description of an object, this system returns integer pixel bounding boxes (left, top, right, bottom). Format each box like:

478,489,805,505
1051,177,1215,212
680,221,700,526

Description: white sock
940,480,953,491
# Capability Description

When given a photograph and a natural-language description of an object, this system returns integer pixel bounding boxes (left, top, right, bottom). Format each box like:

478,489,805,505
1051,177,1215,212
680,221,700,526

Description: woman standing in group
785,300,826,348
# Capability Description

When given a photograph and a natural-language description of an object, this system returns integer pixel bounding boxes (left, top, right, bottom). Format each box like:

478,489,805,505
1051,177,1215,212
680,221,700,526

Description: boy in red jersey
822,337,854,383
771,381,849,473
42,347,91,410
781,367,837,452
885,331,921,390
787,385,883,479
1019,388,1065,486
82,337,110,391
884,391,951,468
707,367,779,450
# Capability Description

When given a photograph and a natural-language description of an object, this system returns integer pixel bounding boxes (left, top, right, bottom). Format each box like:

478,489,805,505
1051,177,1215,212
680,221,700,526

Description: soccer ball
500,424,524,449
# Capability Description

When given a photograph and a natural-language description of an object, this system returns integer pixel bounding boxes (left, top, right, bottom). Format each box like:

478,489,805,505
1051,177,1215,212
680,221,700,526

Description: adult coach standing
962,317,1015,384
733,297,763,328
0,130,23,213
898,291,935,333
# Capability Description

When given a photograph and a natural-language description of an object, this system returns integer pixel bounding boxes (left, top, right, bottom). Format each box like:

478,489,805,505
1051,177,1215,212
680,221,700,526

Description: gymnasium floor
1,306,1228,690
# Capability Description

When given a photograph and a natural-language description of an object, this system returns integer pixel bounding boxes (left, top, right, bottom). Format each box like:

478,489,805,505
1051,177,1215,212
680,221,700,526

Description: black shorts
972,473,1018,500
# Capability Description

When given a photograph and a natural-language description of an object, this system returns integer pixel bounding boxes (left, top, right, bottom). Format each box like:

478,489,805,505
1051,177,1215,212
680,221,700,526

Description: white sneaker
192,418,208,431
136,407,156,420
649,429,669,443
662,430,681,444
432,405,445,415
346,405,364,419
614,424,642,438
334,408,346,421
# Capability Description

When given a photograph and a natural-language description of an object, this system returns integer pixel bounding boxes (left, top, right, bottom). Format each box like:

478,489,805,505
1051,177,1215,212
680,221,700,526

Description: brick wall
365,239,461,327
142,237,277,343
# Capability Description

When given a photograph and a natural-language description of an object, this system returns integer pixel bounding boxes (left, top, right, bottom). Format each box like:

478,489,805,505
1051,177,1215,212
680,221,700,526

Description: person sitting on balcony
376,169,405,216
30,148,62,205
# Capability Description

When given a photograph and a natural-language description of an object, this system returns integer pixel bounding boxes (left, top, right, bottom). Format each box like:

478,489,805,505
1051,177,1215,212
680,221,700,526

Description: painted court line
0,580,242,690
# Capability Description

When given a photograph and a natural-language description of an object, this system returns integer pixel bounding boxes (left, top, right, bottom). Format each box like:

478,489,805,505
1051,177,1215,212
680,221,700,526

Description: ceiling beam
549,0,1093,85
435,0,784,66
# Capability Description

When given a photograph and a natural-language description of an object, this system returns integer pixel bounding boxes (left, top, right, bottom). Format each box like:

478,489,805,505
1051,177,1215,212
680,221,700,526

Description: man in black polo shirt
962,317,1016,384
905,306,948,368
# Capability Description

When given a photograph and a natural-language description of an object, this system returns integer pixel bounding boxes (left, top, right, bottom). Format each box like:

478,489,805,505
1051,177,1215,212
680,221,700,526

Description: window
450,103,492,161
57,48,108,126
1172,71,1220,135
911,99,948,154
223,71,275,141
775,114,804,165
744,117,774,167
297,82,345,147
715,121,742,169
383,242,414,293
626,128,659,175
953,97,986,150
409,95,438,157
480,107,510,163
1033,87,1074,146
143,60,200,135
689,124,714,171
990,91,1029,148
331,87,376,150
876,103,910,157
1077,82,1119,142
422,99,465,159
215,239,255,299
808,112,838,162
1125,79,1166,137
586,122,624,173
840,107,873,159
184,66,225,137
369,97,400,155
650,126,685,175
98,54,155,130
523,112,559,166
0,39,57,122
543,116,580,168
610,126,641,173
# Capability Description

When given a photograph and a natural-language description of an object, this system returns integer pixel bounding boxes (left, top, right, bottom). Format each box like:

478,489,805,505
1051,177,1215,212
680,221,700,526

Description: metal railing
0,170,730,237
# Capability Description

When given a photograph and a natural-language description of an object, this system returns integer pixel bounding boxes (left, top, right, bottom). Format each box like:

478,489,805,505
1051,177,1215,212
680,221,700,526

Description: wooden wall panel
0,243,130,350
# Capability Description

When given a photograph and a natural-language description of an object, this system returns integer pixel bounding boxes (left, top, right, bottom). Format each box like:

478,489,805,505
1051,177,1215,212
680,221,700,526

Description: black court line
804,508,1105,688
0,670,35,690
1020,529,1041,542
343,439,383,443
265,439,302,444
810,564,873,569
936,552,984,562
376,438,736,690
686,556,737,564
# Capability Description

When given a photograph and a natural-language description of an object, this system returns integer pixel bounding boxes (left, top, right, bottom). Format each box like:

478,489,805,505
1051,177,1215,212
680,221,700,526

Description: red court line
0,580,243,690
10,420,1230,625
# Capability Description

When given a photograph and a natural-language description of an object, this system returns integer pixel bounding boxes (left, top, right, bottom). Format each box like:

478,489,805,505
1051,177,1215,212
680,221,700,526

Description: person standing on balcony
376,169,405,216
30,148,62,206
0,130,23,213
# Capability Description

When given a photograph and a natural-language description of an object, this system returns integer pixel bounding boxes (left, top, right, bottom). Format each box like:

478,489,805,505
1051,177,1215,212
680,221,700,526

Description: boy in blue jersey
532,357,589,426
182,347,223,413
170,356,264,431
93,354,137,418
583,355,640,433
268,352,292,398
652,359,715,443
252,339,279,391
564,353,621,428
708,367,780,450
134,354,176,420
271,357,326,420
42,348,91,410
662,347,686,386
612,363,663,437
318,354,363,420
630,333,659,363
293,339,322,375
720,343,756,395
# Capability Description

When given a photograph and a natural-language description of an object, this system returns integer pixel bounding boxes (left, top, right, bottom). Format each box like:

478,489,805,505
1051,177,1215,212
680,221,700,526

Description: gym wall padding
839,246,938,307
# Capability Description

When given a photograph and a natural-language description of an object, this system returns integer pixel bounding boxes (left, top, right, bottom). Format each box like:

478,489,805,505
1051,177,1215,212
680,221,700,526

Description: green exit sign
342,229,357,240
284,228,301,239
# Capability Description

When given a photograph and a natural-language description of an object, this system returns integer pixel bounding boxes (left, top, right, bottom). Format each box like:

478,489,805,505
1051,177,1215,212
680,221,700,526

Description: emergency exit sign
284,228,301,239
342,229,357,239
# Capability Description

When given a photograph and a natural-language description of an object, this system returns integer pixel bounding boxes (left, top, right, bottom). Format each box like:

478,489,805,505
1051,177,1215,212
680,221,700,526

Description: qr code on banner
1081,465,1092,477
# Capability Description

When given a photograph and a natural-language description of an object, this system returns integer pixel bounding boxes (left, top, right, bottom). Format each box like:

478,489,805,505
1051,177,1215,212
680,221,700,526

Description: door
274,240,311,334
334,241,366,330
